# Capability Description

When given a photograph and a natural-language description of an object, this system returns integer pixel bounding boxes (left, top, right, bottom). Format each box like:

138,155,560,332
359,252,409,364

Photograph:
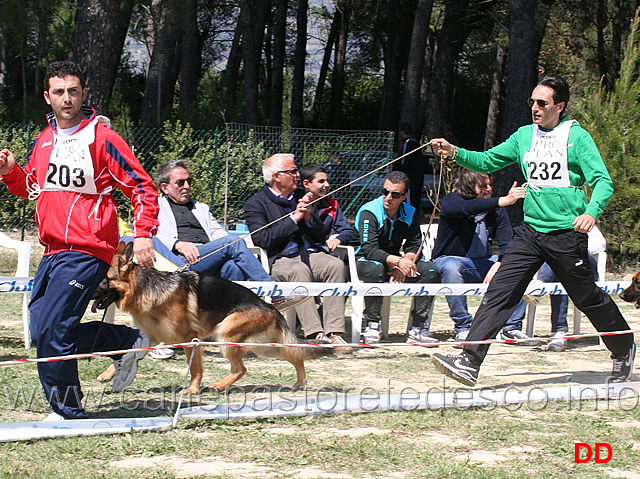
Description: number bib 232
524,120,574,188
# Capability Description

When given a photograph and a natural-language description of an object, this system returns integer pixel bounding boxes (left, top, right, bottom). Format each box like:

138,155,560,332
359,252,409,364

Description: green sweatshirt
455,117,613,233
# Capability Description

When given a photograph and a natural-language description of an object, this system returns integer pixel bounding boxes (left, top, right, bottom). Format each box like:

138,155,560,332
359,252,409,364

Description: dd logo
574,443,613,463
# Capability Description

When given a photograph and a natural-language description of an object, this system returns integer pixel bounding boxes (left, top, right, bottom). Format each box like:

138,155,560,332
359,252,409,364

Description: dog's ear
116,241,127,255
123,241,135,263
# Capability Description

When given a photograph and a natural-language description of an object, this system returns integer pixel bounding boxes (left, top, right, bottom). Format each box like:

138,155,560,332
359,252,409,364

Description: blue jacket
431,192,513,260
244,186,329,269
354,197,421,263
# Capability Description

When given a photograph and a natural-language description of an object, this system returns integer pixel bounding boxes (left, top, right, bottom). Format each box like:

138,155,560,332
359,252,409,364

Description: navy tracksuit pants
30,252,141,419
464,224,634,365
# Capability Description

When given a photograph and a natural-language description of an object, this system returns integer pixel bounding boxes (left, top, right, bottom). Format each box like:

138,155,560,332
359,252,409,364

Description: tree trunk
424,0,473,141
70,0,135,116
34,1,56,96
240,0,270,125
483,42,506,149
223,5,244,95
597,0,622,90
329,0,351,128
290,0,308,128
269,0,287,126
416,29,435,138
378,0,414,132
310,10,338,127
494,0,543,226
179,0,201,116
141,0,181,128
399,0,433,129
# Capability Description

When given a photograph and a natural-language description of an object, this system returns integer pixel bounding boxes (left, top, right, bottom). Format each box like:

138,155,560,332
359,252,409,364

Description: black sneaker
431,352,480,387
609,343,636,383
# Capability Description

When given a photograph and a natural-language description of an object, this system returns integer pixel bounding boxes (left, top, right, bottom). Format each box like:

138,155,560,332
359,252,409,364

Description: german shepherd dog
92,241,332,393
620,270,640,308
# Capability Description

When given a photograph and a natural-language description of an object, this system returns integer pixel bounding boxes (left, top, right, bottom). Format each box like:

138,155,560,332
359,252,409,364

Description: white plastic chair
0,232,32,349
350,224,438,343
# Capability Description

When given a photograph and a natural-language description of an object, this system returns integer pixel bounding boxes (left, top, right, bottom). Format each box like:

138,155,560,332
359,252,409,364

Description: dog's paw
97,363,116,383
291,380,307,391
182,385,201,395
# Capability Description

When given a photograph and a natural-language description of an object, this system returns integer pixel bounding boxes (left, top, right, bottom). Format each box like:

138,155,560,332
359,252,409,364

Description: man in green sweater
429,74,635,386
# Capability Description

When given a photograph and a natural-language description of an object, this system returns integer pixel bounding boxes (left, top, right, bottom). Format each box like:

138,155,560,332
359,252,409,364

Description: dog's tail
247,310,335,360
280,314,335,358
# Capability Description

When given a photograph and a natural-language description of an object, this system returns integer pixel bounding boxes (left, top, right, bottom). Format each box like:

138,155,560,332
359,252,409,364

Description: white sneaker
453,330,469,349
149,343,176,360
407,323,438,347
500,329,541,347
113,334,150,391
547,331,568,352
43,412,65,421
363,321,381,344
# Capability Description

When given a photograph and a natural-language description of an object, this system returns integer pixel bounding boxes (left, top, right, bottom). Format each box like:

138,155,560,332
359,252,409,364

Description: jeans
537,255,598,333
180,236,273,282
433,255,526,333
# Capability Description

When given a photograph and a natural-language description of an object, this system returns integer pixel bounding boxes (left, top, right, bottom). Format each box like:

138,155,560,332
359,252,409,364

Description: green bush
0,124,42,235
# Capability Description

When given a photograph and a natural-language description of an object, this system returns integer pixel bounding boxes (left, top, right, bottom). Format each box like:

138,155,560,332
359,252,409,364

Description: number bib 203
44,119,98,194
524,120,574,188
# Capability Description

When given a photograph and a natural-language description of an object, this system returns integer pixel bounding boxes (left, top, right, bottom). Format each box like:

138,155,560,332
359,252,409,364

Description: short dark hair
399,122,413,135
300,163,326,184
538,74,570,114
455,168,491,200
156,159,189,186
45,61,86,91
385,171,409,193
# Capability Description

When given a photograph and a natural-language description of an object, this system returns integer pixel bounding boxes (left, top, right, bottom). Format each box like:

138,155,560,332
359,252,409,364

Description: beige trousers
270,252,346,337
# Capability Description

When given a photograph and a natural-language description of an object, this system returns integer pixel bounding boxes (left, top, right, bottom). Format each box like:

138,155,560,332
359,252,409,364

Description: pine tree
574,12,640,266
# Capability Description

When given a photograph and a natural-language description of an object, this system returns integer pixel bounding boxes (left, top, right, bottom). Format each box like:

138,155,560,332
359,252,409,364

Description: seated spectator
243,154,351,349
300,163,355,254
354,171,440,344
534,226,605,351
431,168,536,346
155,159,304,311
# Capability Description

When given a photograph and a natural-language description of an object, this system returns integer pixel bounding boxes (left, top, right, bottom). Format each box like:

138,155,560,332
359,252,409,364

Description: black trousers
465,223,633,365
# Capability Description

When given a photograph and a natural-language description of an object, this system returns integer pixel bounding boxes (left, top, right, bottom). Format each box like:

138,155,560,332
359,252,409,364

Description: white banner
0,416,172,442
0,277,629,297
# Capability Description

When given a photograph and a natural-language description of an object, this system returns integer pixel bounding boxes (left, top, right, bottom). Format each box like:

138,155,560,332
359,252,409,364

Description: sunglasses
381,187,405,200
278,168,299,176
527,98,553,109
174,177,193,187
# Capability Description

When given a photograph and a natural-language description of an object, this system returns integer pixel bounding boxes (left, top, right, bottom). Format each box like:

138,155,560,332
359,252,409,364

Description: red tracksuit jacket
1,108,158,264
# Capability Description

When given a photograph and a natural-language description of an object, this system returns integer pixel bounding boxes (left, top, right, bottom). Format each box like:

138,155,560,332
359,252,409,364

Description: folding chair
0,232,32,349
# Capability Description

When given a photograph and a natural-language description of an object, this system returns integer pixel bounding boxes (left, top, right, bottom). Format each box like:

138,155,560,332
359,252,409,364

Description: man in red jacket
0,61,159,420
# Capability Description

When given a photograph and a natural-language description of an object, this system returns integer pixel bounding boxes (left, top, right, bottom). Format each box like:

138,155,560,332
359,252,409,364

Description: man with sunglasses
430,74,635,386
244,154,350,348
155,160,305,313
354,171,440,344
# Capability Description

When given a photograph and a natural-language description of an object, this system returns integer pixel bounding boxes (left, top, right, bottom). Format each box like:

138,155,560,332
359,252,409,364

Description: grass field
1,276,640,478
1,238,640,477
